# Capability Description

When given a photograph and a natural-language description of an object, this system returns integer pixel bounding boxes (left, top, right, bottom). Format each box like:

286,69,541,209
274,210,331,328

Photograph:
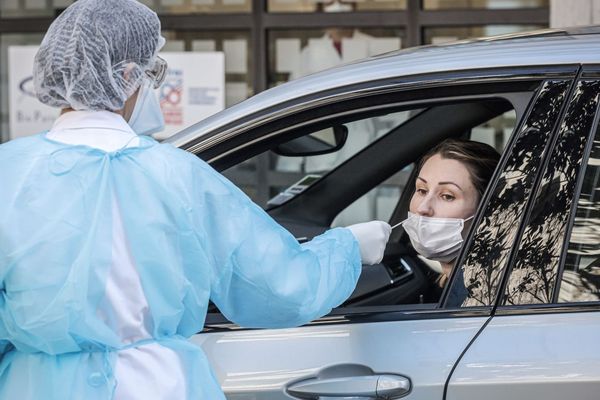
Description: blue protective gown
0,121,361,399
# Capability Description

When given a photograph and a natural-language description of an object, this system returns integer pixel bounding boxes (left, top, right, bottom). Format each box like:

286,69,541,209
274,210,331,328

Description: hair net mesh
34,0,164,111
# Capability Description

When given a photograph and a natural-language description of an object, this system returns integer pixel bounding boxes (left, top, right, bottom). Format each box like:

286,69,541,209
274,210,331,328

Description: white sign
8,46,60,140
155,52,225,140
8,47,225,141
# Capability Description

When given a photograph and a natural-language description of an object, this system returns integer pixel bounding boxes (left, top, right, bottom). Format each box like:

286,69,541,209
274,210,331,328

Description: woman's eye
441,193,455,201
416,188,427,195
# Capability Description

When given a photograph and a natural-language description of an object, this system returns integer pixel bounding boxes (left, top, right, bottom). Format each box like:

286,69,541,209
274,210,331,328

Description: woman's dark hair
417,138,501,198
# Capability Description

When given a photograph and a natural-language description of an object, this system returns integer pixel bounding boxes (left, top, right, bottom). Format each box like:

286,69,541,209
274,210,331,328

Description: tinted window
504,79,600,305
445,80,571,308
559,85,600,303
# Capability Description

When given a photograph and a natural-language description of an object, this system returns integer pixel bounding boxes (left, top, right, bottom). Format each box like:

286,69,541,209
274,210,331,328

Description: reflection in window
446,80,569,308
423,0,548,9
424,25,545,45
505,80,600,305
269,28,404,87
268,0,405,13
562,113,600,303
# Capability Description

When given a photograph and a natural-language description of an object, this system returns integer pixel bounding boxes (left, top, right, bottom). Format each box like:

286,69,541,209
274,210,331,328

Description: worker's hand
345,221,392,265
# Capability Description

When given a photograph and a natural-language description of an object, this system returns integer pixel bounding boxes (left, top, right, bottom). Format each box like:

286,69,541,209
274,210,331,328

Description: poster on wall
8,47,225,141
8,46,60,140
154,52,225,140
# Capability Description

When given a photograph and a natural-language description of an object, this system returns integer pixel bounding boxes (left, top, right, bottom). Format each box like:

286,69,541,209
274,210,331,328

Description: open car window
222,110,418,209
208,81,549,319
331,109,517,228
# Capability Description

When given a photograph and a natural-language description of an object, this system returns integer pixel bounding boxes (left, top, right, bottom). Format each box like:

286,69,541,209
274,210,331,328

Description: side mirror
272,125,348,157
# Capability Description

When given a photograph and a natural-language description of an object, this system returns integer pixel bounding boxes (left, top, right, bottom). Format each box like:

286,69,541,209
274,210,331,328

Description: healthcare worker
0,0,391,399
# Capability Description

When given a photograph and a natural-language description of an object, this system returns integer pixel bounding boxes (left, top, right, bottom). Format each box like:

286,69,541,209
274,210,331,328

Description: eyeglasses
145,56,168,89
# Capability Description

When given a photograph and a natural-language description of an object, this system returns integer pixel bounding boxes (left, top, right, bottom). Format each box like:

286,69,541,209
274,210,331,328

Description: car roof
168,26,600,147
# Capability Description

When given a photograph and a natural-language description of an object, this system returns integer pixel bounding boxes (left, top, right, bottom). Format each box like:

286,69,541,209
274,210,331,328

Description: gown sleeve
190,159,361,329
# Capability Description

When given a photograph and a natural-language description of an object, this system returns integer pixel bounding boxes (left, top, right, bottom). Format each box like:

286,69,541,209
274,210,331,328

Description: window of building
560,105,600,303
0,0,550,145
268,28,404,86
162,30,252,108
0,0,73,18
424,25,547,45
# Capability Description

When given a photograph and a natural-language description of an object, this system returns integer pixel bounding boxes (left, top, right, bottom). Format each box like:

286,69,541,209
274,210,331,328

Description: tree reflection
445,80,571,307
506,80,600,305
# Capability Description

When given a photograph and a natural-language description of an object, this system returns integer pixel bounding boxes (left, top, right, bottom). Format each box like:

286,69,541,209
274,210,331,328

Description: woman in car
403,138,500,295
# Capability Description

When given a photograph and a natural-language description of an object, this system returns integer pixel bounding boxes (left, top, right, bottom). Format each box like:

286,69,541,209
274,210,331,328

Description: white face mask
401,212,474,263
128,79,165,136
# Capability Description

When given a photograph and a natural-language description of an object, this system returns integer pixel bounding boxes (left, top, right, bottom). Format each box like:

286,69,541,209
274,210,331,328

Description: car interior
203,81,542,322
270,99,515,307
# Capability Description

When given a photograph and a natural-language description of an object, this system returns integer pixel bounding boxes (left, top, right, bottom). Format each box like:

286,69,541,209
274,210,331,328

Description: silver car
169,26,600,400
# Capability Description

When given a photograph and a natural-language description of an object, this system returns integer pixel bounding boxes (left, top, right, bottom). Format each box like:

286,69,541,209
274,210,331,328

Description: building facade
0,0,551,137
0,0,554,216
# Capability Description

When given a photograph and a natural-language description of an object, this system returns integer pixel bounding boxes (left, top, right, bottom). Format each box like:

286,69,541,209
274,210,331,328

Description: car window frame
197,69,582,328
493,66,600,315
188,66,578,166
267,91,533,224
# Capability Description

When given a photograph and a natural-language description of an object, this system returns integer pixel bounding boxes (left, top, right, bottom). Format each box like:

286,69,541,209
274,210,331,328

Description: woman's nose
416,196,434,217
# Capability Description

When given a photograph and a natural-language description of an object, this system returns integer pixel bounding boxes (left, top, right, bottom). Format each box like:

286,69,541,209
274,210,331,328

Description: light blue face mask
128,79,165,136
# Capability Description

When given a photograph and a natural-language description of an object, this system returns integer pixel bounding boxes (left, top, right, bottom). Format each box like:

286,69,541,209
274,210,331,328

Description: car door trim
494,303,600,316
202,307,492,332
443,315,494,400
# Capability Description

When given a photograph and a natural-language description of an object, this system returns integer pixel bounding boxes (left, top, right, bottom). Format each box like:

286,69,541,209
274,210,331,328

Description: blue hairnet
33,0,165,111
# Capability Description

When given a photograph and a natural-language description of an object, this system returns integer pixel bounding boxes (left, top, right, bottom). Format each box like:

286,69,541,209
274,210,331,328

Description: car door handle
287,365,411,399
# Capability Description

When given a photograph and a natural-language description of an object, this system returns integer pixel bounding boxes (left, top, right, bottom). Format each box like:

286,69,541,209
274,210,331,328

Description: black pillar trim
406,0,421,47
160,14,254,30
0,17,53,33
263,11,408,28
418,8,549,26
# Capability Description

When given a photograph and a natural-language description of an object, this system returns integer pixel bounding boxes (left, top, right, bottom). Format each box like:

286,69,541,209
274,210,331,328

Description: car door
189,72,574,400
446,67,600,399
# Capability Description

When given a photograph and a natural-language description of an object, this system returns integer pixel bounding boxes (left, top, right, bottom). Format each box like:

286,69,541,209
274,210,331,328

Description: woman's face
409,154,479,220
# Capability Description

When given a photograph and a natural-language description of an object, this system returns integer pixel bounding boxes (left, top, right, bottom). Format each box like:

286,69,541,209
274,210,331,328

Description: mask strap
465,215,475,222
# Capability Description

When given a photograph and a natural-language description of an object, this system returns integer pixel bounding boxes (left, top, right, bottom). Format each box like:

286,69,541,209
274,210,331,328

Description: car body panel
447,312,600,400
191,317,489,399
177,27,600,399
